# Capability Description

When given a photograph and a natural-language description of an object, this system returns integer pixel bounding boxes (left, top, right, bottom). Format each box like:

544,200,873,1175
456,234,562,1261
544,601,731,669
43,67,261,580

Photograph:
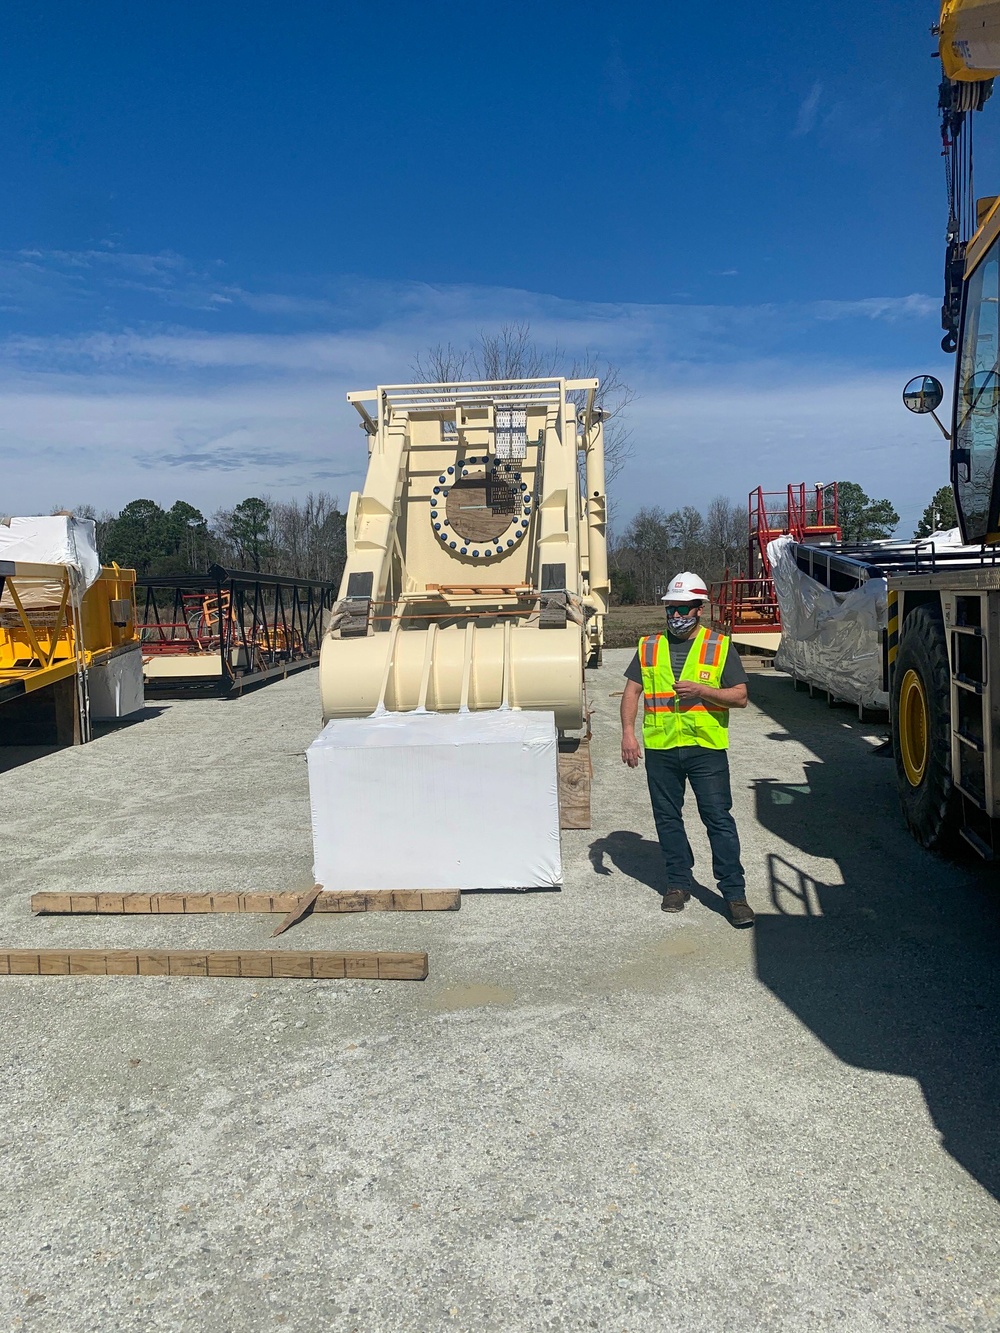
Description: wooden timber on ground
0,949,428,980
558,737,592,830
271,884,324,937
31,889,461,915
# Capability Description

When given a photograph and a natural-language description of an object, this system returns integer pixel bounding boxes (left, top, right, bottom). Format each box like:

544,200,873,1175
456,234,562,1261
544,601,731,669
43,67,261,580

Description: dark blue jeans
644,747,746,900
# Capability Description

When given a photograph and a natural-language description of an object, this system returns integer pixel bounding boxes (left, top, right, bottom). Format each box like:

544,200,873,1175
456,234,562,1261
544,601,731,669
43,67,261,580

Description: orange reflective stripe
698,631,723,668
639,635,659,669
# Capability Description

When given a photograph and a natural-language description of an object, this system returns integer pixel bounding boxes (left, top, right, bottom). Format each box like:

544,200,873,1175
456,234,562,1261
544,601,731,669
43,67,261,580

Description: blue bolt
450,541,456,549
461,547,468,554
447,466,454,474
433,523,441,530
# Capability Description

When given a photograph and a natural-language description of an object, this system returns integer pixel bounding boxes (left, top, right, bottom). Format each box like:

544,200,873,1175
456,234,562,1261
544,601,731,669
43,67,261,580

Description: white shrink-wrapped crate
307,709,562,891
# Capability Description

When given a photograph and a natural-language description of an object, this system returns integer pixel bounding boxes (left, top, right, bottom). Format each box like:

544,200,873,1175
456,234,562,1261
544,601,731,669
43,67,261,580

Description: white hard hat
661,571,709,603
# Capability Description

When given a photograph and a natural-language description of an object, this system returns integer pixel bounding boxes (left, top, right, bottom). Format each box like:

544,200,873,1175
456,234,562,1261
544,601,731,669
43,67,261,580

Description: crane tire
890,603,957,848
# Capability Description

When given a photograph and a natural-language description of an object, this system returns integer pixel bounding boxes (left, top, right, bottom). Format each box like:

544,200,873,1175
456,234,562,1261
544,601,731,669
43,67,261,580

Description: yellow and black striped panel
887,589,899,667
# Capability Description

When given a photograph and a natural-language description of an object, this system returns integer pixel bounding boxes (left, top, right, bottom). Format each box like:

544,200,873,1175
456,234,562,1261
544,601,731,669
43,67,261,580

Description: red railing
714,483,841,634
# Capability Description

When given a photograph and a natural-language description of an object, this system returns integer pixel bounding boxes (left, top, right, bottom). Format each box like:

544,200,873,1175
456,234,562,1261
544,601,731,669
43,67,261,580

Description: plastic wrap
0,515,102,610
769,535,888,709
307,708,562,891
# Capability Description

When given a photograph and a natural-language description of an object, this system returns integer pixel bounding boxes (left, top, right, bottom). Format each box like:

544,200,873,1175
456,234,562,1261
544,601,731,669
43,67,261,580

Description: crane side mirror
902,375,945,414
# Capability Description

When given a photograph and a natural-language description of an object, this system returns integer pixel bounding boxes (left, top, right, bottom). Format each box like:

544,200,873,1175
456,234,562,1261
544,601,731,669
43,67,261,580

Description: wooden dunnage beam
31,889,461,915
0,949,428,980
558,738,592,830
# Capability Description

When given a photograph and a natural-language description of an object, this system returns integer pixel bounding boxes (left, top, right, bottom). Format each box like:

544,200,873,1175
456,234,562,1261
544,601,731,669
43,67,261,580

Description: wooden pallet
0,949,427,980
30,889,461,916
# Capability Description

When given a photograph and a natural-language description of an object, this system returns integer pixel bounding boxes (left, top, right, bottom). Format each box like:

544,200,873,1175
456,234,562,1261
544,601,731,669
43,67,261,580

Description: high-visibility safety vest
638,627,731,751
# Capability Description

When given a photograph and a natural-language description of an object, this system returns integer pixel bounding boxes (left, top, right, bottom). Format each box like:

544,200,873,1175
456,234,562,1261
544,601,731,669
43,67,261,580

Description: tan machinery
319,377,609,733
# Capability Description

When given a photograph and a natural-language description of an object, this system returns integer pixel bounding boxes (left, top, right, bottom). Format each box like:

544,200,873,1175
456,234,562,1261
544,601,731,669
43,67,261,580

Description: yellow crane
892,1,1000,854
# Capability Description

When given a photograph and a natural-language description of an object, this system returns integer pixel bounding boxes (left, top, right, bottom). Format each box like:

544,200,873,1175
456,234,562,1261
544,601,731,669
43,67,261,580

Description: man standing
620,571,754,927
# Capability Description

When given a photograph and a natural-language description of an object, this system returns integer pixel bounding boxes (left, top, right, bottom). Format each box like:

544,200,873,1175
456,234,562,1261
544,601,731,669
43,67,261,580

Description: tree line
610,481,904,605
74,492,347,583
68,475,917,602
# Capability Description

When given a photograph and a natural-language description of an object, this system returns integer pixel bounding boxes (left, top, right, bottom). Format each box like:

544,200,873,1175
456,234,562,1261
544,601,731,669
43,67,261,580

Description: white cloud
0,261,950,535
793,82,823,138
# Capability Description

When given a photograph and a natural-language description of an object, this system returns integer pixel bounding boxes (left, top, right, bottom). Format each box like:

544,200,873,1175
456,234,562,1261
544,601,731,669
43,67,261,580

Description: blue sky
0,0,979,535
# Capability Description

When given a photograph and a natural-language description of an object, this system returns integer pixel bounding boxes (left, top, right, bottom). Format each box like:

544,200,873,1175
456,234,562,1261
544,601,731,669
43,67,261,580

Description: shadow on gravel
588,830,729,920
0,706,171,773
750,673,1000,1203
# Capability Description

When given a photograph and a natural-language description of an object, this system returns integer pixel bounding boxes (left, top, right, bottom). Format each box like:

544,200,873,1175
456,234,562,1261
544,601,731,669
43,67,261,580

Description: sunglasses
665,602,702,616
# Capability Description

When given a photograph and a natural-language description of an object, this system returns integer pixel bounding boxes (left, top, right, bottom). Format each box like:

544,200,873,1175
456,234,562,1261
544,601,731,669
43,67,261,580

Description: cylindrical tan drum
320,622,585,731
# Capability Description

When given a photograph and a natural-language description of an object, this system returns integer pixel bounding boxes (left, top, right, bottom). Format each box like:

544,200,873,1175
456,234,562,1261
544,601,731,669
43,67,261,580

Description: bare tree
411,342,472,383
412,322,635,482
704,495,744,574
567,350,635,484
609,496,749,603
72,503,115,553
472,323,557,380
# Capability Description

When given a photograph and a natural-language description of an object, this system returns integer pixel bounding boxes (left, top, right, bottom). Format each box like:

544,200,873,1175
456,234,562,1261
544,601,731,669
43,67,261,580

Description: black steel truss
137,565,337,693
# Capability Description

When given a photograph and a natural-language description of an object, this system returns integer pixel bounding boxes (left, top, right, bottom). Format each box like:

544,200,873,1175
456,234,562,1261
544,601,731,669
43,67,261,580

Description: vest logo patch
699,670,711,681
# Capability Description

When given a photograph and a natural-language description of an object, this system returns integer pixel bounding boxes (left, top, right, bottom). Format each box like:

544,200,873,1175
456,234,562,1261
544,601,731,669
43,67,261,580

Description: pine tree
913,485,957,538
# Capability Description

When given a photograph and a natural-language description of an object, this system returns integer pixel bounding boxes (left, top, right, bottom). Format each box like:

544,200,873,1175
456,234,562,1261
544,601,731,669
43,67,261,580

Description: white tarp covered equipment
307,708,563,891
768,535,888,709
0,516,102,610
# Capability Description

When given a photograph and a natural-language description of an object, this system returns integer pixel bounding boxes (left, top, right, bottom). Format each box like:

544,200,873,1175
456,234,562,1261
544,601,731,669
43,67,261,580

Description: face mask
666,611,698,638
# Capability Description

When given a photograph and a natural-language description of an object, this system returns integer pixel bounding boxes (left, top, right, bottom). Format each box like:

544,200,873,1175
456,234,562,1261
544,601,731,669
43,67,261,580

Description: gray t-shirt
624,634,749,690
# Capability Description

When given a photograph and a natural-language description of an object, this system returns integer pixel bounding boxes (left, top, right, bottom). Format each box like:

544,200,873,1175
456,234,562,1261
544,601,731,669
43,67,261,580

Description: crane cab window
955,237,1000,541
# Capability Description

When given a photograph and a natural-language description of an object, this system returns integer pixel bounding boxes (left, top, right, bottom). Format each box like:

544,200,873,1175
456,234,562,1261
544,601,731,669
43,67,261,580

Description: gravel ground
1,649,998,1333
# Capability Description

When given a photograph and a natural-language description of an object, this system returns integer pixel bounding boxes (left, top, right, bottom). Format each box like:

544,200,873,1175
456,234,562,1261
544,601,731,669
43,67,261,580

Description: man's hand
674,679,705,699
621,730,641,767
620,679,644,766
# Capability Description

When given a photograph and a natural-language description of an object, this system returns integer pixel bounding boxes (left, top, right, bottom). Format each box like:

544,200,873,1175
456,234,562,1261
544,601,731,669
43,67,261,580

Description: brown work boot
727,899,755,928
661,888,691,913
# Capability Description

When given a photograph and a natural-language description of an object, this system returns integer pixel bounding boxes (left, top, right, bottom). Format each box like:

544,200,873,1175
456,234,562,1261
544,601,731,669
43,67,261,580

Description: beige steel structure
319,377,609,732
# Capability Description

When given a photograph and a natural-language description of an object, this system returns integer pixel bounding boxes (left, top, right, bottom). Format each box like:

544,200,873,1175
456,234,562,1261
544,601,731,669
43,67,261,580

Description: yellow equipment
319,377,609,734
888,1,1000,854
939,0,1000,81
0,561,139,744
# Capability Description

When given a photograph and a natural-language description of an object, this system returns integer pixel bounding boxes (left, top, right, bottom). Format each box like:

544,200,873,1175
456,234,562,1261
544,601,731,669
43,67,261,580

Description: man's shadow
589,830,729,919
